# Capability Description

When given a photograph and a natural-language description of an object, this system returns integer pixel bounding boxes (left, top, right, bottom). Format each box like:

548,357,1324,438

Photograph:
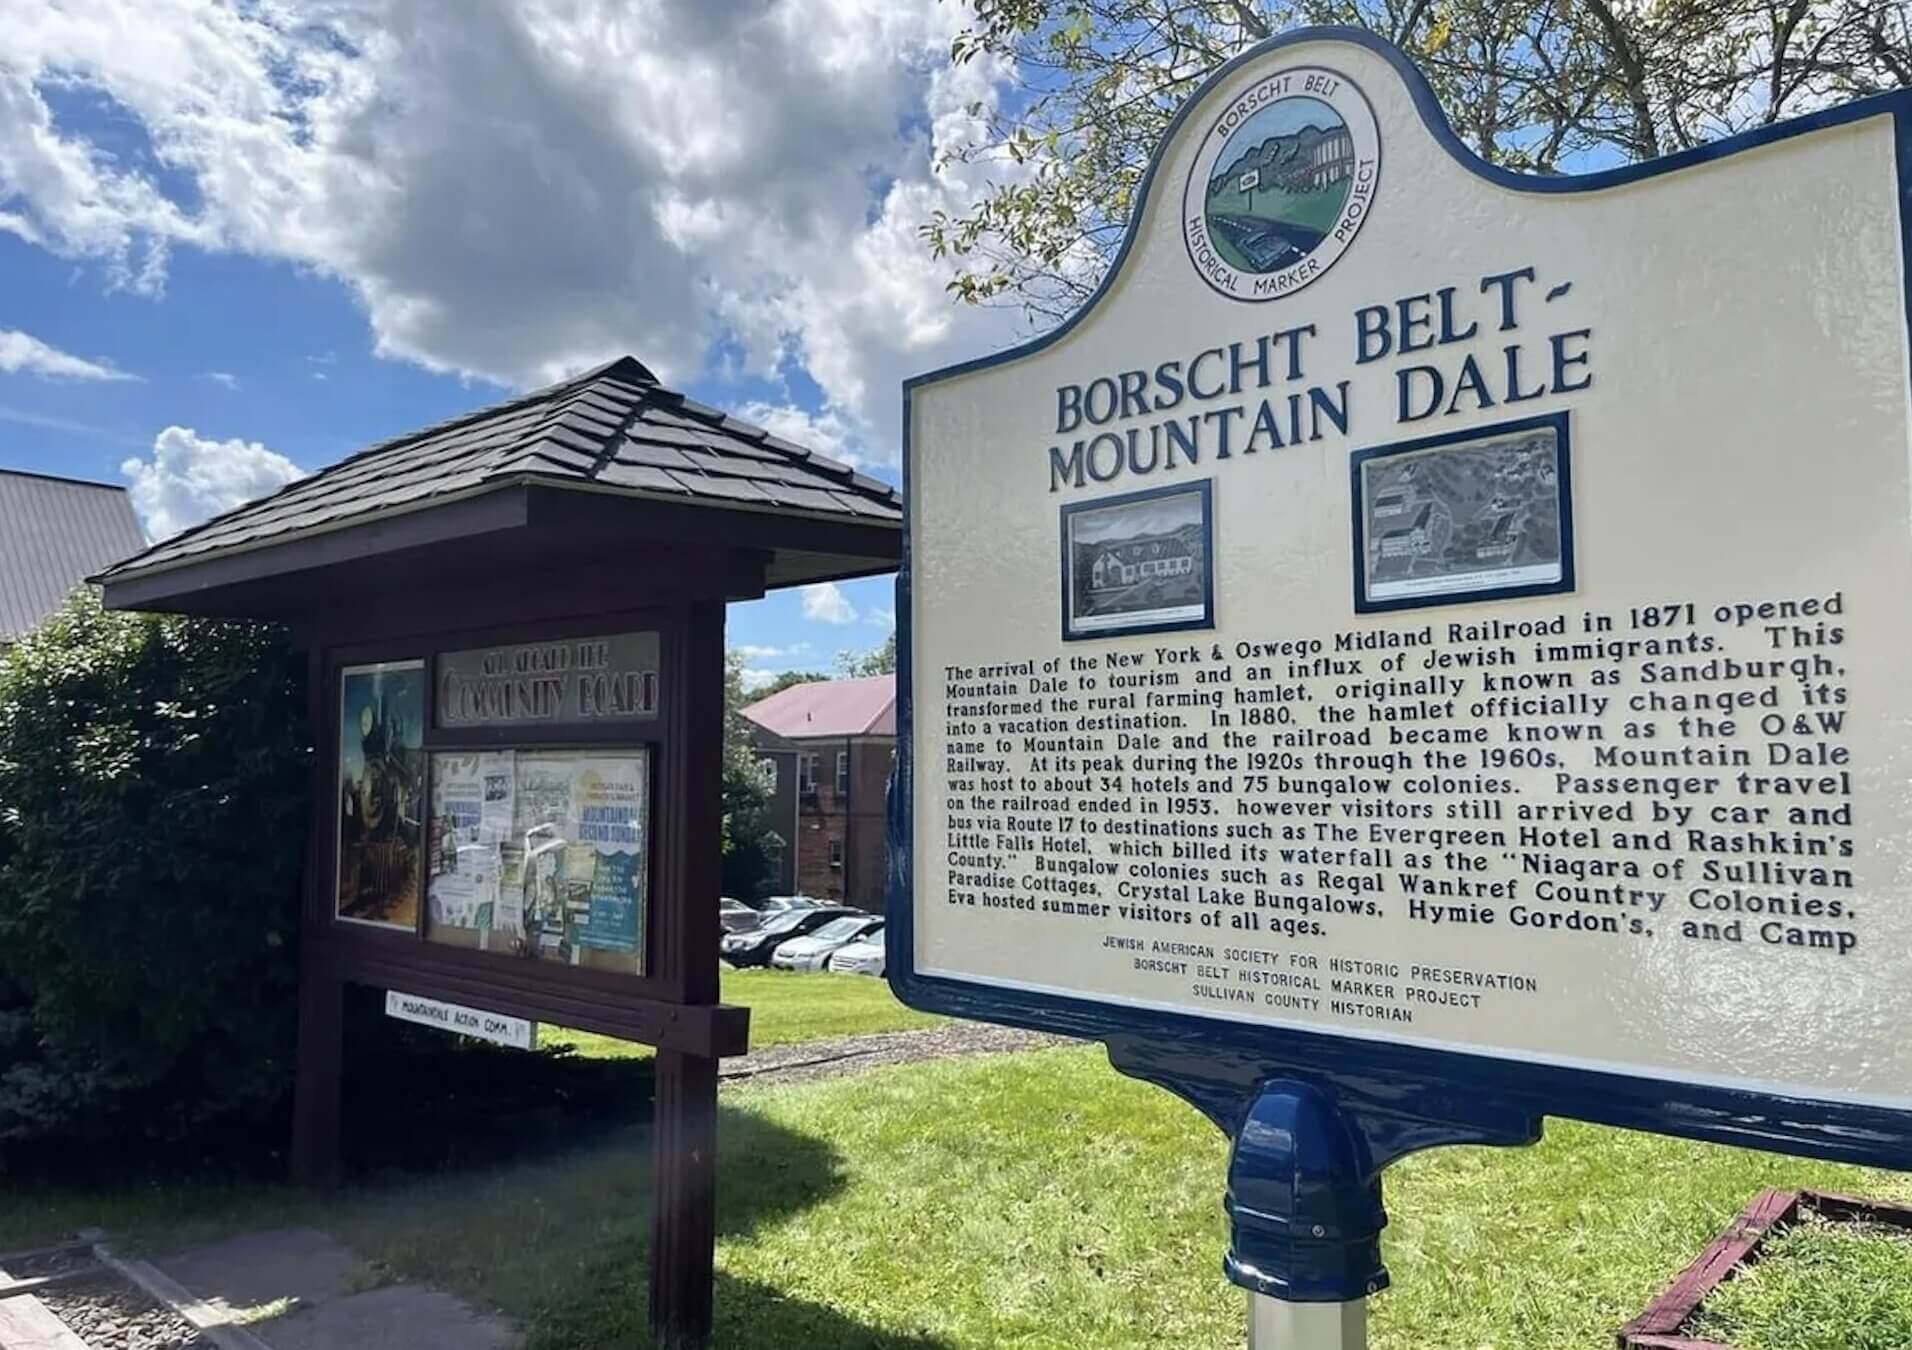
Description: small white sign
1237,167,1260,192
384,990,537,1050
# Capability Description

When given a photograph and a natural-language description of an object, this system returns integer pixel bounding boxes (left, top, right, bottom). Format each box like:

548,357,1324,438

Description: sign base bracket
1103,1042,1542,1308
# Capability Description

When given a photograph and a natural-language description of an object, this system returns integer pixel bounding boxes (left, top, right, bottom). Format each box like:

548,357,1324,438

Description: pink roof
745,674,895,739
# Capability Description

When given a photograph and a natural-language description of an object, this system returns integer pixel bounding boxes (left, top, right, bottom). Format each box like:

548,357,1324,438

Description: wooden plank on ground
88,1245,274,1350
0,1262,96,1350
0,1270,103,1301
1617,1187,1800,1347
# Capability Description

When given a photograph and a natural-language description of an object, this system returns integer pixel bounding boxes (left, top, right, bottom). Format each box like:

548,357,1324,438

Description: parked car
771,916,884,972
826,931,886,977
756,894,823,916
720,904,854,967
719,897,762,934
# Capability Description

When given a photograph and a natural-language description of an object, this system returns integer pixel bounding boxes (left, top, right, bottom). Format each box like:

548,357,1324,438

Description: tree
754,669,831,699
0,592,309,1149
721,651,782,899
837,631,898,677
925,0,1911,321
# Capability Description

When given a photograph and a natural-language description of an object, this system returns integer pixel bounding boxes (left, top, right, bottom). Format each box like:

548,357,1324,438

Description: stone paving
143,1229,512,1350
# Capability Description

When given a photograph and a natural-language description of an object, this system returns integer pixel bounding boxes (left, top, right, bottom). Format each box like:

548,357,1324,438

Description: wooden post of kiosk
97,356,901,1346
648,596,725,1337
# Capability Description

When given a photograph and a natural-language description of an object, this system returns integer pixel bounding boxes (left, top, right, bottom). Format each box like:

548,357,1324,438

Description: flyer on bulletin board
427,748,647,971
575,763,645,954
427,750,514,933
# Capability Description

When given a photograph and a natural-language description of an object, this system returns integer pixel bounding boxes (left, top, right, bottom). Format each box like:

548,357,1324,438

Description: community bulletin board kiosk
98,356,901,1345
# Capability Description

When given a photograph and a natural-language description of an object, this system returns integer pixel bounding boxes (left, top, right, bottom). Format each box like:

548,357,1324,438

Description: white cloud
0,2,1031,463
802,581,857,624
120,424,304,540
203,370,239,389
866,605,895,629
0,328,135,381
0,403,126,441
735,402,866,469
734,642,811,664
738,668,780,693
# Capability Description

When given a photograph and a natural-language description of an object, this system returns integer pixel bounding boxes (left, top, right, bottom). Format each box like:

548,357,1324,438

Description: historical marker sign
894,29,1912,1152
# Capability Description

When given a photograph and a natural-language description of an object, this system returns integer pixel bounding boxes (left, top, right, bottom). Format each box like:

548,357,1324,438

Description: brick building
742,675,895,910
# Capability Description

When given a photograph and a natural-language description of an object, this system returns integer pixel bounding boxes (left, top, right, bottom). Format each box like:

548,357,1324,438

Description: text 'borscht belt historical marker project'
890,25,1912,1349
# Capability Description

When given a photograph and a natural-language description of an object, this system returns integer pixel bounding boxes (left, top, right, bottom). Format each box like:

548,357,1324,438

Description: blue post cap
1223,1077,1389,1302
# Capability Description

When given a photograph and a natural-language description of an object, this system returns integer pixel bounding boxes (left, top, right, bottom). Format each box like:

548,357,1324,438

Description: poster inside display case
427,748,649,972
336,661,427,930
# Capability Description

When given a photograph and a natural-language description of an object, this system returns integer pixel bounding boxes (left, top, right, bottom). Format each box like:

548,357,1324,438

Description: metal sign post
1249,1295,1366,1350
1221,1079,1386,1350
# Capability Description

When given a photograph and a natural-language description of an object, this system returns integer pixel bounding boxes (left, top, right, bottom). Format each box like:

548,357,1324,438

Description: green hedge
0,592,309,1150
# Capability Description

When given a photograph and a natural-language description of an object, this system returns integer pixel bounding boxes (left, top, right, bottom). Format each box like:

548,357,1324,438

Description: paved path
718,1023,1065,1089
144,1229,511,1350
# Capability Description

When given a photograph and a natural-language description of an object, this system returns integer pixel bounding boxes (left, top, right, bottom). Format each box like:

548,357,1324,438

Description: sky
0,0,1036,690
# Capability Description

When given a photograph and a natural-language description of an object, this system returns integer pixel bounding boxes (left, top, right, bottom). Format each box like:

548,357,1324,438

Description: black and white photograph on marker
1352,414,1573,613
1060,479,1214,640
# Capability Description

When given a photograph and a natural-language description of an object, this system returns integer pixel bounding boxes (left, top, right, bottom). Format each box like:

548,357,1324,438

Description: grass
7,974,1911,1348
8,1043,1912,1348
542,968,945,1060
1691,1216,1912,1350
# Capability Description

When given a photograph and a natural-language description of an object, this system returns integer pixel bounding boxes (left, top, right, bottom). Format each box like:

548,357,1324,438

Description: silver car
826,931,886,977
770,915,884,972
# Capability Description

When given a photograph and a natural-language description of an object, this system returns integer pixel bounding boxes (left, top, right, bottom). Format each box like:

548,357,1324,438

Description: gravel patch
720,1023,1066,1088
2,1244,97,1282
35,1271,215,1350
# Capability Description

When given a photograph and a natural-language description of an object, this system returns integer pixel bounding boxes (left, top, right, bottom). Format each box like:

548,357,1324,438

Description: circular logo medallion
1183,66,1380,302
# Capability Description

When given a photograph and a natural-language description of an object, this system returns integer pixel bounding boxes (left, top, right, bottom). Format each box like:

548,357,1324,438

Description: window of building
829,839,844,871
835,750,849,796
799,754,818,794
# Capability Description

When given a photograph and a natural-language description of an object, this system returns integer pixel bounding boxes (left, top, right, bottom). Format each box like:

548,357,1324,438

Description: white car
770,915,883,972
826,931,886,977
757,894,823,916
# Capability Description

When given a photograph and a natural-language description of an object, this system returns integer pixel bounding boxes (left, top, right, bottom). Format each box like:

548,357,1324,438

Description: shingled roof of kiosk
95,355,900,613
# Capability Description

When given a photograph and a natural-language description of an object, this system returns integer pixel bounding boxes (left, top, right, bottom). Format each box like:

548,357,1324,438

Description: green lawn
6,1039,1911,1349
7,971,1909,1347
1691,1216,1912,1350
542,968,945,1060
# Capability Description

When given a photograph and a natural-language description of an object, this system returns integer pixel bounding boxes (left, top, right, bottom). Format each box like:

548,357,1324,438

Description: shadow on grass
11,995,952,1349
354,1102,951,1349
709,1276,954,1350
526,1272,955,1350
341,1030,656,1178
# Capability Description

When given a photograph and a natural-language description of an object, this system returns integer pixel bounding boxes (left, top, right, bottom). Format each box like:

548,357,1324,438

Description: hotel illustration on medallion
1203,95,1357,276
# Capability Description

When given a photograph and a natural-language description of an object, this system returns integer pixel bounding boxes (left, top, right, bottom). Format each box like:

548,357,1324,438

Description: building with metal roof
0,469,146,646
742,675,896,910
742,674,896,740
